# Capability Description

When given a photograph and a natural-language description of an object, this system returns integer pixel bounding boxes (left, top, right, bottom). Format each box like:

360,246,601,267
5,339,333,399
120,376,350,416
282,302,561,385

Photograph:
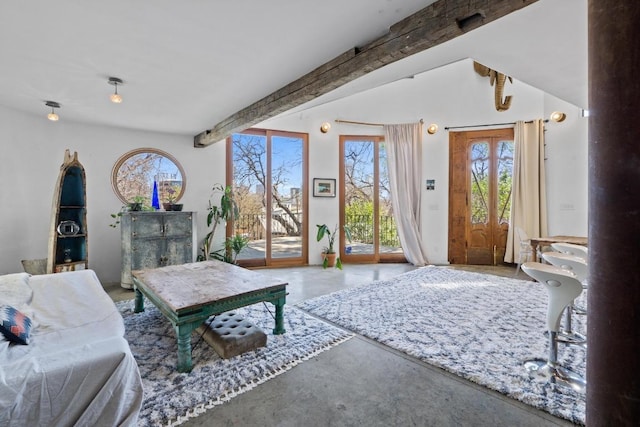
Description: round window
111,148,186,206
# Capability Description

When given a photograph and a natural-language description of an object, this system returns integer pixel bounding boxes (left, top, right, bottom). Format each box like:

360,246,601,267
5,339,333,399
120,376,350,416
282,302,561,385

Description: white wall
259,59,586,264
542,94,589,235
0,105,225,280
0,59,588,278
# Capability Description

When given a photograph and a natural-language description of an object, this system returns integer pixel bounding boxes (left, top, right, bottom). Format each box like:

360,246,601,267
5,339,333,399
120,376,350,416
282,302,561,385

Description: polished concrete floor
105,264,575,427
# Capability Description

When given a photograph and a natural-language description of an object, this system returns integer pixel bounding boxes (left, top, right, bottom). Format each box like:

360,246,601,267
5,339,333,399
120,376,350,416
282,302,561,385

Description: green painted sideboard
120,211,197,289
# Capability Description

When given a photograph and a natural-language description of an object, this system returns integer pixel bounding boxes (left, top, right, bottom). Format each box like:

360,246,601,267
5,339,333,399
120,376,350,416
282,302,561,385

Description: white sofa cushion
0,269,142,426
0,272,32,307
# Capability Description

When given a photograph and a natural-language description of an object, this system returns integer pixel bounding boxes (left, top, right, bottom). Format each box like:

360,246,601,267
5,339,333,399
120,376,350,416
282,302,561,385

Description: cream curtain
504,119,548,263
383,122,429,266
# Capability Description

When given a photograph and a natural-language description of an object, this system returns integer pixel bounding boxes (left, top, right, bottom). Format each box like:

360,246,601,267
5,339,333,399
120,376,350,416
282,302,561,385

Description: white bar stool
521,262,586,393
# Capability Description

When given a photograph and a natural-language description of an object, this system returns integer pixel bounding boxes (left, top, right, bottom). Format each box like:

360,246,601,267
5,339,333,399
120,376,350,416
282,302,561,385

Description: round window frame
110,148,186,205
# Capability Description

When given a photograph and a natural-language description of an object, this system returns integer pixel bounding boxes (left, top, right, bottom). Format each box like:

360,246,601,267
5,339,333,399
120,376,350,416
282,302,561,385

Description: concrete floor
105,264,575,427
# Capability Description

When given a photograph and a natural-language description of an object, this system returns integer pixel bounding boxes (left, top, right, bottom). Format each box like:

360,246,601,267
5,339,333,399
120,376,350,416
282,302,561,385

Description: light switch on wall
426,179,435,190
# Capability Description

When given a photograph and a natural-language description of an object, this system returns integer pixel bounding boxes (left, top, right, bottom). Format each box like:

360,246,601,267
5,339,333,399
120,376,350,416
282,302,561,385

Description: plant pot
170,204,183,211
322,252,337,268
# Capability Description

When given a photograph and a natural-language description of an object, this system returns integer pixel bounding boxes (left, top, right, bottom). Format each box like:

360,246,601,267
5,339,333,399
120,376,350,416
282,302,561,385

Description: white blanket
0,270,143,426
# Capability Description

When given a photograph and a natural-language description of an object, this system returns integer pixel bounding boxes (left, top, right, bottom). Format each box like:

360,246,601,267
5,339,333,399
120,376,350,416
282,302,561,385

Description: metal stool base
524,359,586,393
543,330,587,348
572,305,587,315
557,331,587,348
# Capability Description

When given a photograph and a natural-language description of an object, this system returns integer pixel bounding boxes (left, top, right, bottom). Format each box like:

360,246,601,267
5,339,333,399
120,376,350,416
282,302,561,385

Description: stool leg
524,329,586,393
556,305,587,348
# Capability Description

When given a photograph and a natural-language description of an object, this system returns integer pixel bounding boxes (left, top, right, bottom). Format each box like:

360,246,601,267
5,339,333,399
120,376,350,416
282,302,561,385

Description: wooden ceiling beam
194,0,539,147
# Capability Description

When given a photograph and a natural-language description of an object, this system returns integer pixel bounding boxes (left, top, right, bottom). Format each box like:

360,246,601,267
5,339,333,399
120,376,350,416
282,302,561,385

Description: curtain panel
383,122,429,266
504,119,548,263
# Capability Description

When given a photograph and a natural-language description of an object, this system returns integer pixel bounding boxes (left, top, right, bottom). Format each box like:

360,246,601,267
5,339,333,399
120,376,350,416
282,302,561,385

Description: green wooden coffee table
132,260,287,373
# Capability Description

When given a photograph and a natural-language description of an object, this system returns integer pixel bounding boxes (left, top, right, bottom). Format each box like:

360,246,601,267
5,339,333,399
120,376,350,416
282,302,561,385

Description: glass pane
232,133,267,261
496,140,514,224
470,142,489,224
344,140,375,255
112,148,185,207
271,135,303,258
378,143,402,253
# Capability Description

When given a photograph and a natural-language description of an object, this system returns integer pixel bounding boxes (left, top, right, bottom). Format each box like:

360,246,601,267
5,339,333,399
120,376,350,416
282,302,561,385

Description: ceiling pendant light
45,101,60,121
108,77,124,103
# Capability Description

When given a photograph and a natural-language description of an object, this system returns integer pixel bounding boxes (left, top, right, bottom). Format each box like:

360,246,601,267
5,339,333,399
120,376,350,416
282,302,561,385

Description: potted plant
209,234,250,264
163,188,183,211
110,200,155,228
316,224,352,269
128,196,145,212
198,184,240,261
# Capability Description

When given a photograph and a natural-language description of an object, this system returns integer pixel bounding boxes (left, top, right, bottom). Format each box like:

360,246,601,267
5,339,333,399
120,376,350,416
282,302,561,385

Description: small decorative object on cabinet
47,150,89,273
120,211,197,289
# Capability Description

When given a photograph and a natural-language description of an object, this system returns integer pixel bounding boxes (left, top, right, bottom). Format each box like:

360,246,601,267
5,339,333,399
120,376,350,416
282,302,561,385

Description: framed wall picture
313,178,336,197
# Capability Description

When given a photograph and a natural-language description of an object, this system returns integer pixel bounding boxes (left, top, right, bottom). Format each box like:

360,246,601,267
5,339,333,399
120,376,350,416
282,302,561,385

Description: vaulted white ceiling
0,0,586,137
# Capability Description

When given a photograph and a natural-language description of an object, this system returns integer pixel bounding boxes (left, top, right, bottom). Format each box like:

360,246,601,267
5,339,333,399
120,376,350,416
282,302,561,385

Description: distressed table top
132,260,287,313
530,235,588,246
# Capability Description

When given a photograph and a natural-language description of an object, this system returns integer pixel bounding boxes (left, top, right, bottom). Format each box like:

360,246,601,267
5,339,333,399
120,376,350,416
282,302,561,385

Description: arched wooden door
448,128,514,265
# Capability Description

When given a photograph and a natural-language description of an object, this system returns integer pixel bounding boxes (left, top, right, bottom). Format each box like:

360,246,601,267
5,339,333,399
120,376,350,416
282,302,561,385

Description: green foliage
470,141,514,224
345,200,373,217
199,184,240,262
316,224,352,269
110,199,156,228
165,186,179,204
470,164,513,224
209,234,250,264
344,201,400,247
109,208,125,228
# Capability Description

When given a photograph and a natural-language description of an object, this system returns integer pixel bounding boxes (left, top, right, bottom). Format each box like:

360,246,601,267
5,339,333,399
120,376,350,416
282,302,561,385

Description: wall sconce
426,123,438,135
549,111,567,122
108,77,124,103
320,122,331,133
45,101,60,121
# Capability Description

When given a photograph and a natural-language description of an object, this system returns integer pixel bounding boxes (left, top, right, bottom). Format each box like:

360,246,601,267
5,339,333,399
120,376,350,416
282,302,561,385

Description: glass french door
227,129,308,267
448,128,514,265
339,135,404,264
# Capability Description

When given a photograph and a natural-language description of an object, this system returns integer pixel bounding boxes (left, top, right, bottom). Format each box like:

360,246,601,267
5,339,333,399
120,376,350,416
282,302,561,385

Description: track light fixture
108,77,124,103
45,101,60,121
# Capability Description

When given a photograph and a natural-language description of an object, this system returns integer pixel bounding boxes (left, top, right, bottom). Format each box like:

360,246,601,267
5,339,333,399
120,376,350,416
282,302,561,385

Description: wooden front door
448,129,514,265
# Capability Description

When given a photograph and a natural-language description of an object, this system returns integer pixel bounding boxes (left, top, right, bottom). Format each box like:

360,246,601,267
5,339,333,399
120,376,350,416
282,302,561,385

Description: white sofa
0,269,143,426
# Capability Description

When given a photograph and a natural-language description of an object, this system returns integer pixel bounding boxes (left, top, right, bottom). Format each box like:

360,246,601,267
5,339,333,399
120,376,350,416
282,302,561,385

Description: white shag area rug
296,266,587,425
117,300,353,426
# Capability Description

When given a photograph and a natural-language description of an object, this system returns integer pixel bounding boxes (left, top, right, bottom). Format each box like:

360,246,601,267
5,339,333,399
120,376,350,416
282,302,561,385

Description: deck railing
344,214,401,247
233,213,401,248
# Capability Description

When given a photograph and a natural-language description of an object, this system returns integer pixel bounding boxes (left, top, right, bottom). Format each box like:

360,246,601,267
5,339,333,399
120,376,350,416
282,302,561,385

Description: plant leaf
316,224,329,242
